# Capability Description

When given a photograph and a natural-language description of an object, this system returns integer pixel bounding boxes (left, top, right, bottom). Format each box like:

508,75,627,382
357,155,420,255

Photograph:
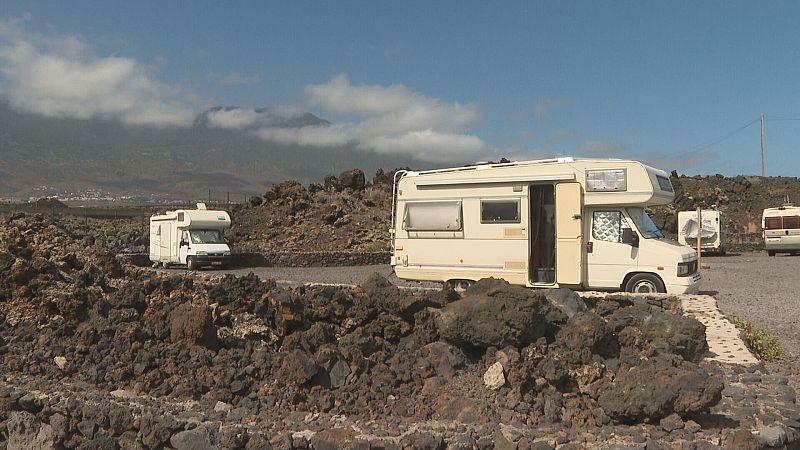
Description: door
555,183,583,286
587,209,638,288
159,224,171,261
179,229,190,264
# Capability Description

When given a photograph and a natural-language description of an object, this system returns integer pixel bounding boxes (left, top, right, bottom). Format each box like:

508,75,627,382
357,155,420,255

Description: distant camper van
390,157,702,294
149,203,232,269
762,204,800,256
678,209,724,255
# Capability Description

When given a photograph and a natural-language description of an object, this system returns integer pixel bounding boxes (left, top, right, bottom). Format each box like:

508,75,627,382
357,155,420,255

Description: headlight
223,251,231,256
677,261,695,277
196,251,207,255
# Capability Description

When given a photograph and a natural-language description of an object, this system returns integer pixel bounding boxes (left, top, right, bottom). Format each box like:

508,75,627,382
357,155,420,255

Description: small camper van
390,157,701,294
762,204,800,256
678,209,724,255
149,203,231,269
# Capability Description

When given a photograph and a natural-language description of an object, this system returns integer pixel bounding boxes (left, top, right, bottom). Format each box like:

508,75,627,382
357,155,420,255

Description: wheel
768,250,776,257
624,273,666,294
187,256,198,271
446,279,473,294
162,261,170,269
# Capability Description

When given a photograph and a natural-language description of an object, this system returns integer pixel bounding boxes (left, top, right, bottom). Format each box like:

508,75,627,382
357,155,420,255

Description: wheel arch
620,271,666,292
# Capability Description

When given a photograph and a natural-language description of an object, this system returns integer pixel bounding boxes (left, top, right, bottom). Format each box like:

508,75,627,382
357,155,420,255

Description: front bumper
194,254,231,267
666,272,702,294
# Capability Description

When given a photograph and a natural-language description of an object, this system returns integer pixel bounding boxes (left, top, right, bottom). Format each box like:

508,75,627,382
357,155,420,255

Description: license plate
211,261,222,266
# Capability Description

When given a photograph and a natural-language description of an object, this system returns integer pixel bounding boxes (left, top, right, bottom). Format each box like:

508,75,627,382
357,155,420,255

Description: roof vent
557,156,575,163
196,202,207,210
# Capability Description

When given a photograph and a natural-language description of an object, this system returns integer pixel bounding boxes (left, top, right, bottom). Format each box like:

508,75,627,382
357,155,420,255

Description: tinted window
656,175,674,192
765,217,783,230
481,200,520,223
784,216,800,229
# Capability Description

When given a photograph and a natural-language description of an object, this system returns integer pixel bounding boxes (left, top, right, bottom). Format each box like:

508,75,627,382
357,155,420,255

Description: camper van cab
391,157,701,294
762,205,800,256
678,209,724,255
150,203,232,269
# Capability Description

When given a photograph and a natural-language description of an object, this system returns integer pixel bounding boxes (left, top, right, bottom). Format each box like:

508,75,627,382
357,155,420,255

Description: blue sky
2,1,800,175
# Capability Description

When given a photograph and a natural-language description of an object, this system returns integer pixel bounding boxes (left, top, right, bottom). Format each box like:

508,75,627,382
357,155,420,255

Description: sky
2,1,800,175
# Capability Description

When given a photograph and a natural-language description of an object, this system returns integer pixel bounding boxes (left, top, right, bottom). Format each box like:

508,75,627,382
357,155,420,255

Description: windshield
189,229,225,244
626,207,664,239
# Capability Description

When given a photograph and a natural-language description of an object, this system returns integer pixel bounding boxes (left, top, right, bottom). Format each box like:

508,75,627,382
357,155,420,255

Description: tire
624,273,666,294
162,261,169,269
768,250,776,257
187,256,198,271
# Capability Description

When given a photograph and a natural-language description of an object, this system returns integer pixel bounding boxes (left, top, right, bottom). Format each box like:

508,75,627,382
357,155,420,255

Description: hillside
232,170,800,253
0,101,426,200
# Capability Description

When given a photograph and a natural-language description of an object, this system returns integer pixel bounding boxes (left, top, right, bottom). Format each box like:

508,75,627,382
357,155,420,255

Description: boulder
169,303,219,349
339,169,366,190
437,278,565,349
606,305,708,362
483,362,506,390
597,354,723,423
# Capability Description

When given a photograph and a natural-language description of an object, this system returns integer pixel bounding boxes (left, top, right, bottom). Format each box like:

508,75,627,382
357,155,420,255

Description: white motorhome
762,204,800,256
390,157,701,294
678,209,724,255
149,203,231,269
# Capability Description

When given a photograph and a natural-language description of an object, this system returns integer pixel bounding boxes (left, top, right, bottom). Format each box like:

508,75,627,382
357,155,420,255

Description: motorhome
762,204,800,256
149,203,231,269
678,209,724,255
390,157,701,294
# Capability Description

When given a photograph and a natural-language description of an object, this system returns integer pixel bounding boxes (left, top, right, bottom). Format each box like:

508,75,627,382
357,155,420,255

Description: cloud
0,17,200,127
237,74,486,162
208,71,261,86
205,106,307,130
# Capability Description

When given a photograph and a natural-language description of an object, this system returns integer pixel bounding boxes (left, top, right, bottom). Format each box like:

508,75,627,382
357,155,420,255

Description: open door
555,182,583,286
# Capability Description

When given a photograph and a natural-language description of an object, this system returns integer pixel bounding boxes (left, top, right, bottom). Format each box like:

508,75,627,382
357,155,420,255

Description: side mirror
180,240,188,247
621,228,639,247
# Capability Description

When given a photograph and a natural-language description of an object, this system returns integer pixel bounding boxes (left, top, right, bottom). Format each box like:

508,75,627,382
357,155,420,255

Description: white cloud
205,106,307,130
246,74,486,161
0,17,200,127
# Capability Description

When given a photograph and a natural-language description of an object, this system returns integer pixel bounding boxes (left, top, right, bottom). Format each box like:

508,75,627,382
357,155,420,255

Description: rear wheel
624,273,666,294
187,256,198,271
768,250,776,256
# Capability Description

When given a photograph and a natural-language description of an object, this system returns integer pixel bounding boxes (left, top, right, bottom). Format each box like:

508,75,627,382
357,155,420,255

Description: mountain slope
0,101,425,200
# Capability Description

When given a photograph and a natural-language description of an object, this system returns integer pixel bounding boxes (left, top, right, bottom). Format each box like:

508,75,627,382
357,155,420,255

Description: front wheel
624,273,666,294
187,256,198,271
768,250,776,257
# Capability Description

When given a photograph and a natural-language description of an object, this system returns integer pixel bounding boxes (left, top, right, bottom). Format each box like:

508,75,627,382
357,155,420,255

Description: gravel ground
169,251,800,388
699,251,800,391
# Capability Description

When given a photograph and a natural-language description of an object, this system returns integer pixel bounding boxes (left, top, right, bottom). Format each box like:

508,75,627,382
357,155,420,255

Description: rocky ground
4,212,798,448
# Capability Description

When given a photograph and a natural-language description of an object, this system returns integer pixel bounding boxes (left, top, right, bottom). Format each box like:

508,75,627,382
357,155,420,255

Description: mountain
0,102,423,201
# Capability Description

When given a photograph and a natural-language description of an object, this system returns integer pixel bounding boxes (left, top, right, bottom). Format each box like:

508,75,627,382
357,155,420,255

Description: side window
784,216,800,229
182,230,190,242
480,199,520,223
765,217,783,230
403,201,462,231
592,211,631,243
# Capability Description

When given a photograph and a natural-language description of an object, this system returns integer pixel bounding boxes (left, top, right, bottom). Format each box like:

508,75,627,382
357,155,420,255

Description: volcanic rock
597,354,724,423
169,303,219,349
437,278,565,349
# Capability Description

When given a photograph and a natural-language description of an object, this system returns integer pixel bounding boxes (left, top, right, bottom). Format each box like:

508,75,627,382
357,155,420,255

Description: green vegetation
730,315,785,362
